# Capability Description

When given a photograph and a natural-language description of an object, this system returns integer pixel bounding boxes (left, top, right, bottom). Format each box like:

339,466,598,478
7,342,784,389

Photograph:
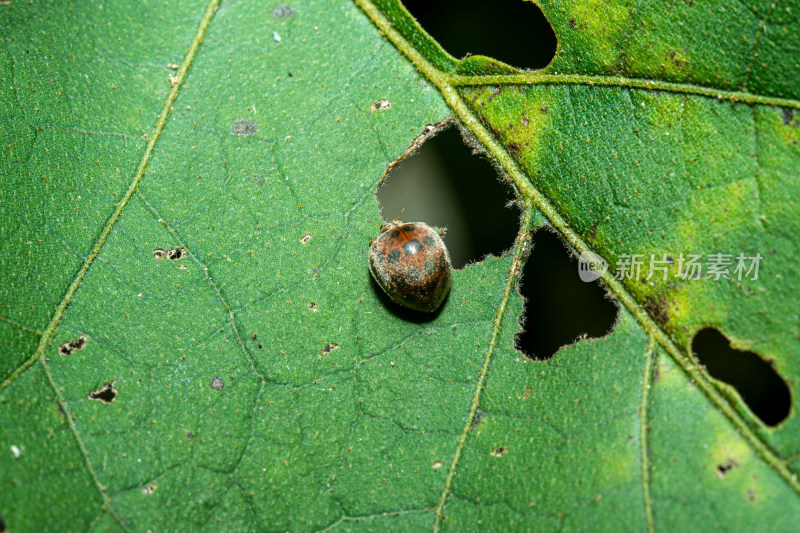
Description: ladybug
369,221,452,313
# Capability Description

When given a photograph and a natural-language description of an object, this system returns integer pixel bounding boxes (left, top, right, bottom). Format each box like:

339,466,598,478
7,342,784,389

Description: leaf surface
2,0,800,531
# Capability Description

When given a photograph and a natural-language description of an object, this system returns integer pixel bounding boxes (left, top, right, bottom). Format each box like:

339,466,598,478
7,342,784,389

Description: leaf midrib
354,0,800,526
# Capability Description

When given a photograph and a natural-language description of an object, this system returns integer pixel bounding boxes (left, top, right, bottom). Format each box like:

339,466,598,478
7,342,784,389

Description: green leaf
2,0,800,531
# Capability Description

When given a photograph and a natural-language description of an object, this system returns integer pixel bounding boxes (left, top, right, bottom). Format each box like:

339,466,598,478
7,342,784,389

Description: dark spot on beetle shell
422,235,436,248
407,267,422,282
403,239,422,256
387,249,401,264
390,230,401,239
403,225,415,232
424,260,436,274
429,278,439,291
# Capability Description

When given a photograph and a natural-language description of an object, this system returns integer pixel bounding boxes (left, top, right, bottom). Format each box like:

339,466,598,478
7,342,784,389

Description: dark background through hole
401,0,557,70
692,328,791,426
377,127,520,269
516,230,618,360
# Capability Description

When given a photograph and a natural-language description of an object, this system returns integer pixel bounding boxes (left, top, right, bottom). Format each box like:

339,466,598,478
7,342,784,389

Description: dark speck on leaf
273,5,294,18
782,108,794,126
233,119,258,136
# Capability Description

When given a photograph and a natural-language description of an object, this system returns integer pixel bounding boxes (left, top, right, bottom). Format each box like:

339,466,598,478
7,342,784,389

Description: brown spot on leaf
273,5,294,18
233,119,258,136
210,377,224,391
782,108,795,126
321,343,340,356
644,295,671,326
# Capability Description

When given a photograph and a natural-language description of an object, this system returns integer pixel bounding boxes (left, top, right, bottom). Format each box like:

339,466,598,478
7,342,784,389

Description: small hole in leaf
166,247,185,260
401,0,557,70
691,328,791,427
515,229,618,360
377,126,520,269
210,377,225,391
58,334,88,357
715,459,738,479
88,381,118,404
490,446,508,457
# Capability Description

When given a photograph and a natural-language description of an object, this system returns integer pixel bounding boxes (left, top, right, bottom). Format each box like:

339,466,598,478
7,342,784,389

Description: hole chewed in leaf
370,99,393,112
376,125,520,270
490,446,508,457
153,247,185,260
210,377,225,391
88,381,118,404
715,459,738,479
515,229,618,360
58,334,88,357
691,328,791,427
401,0,557,70
166,247,185,260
